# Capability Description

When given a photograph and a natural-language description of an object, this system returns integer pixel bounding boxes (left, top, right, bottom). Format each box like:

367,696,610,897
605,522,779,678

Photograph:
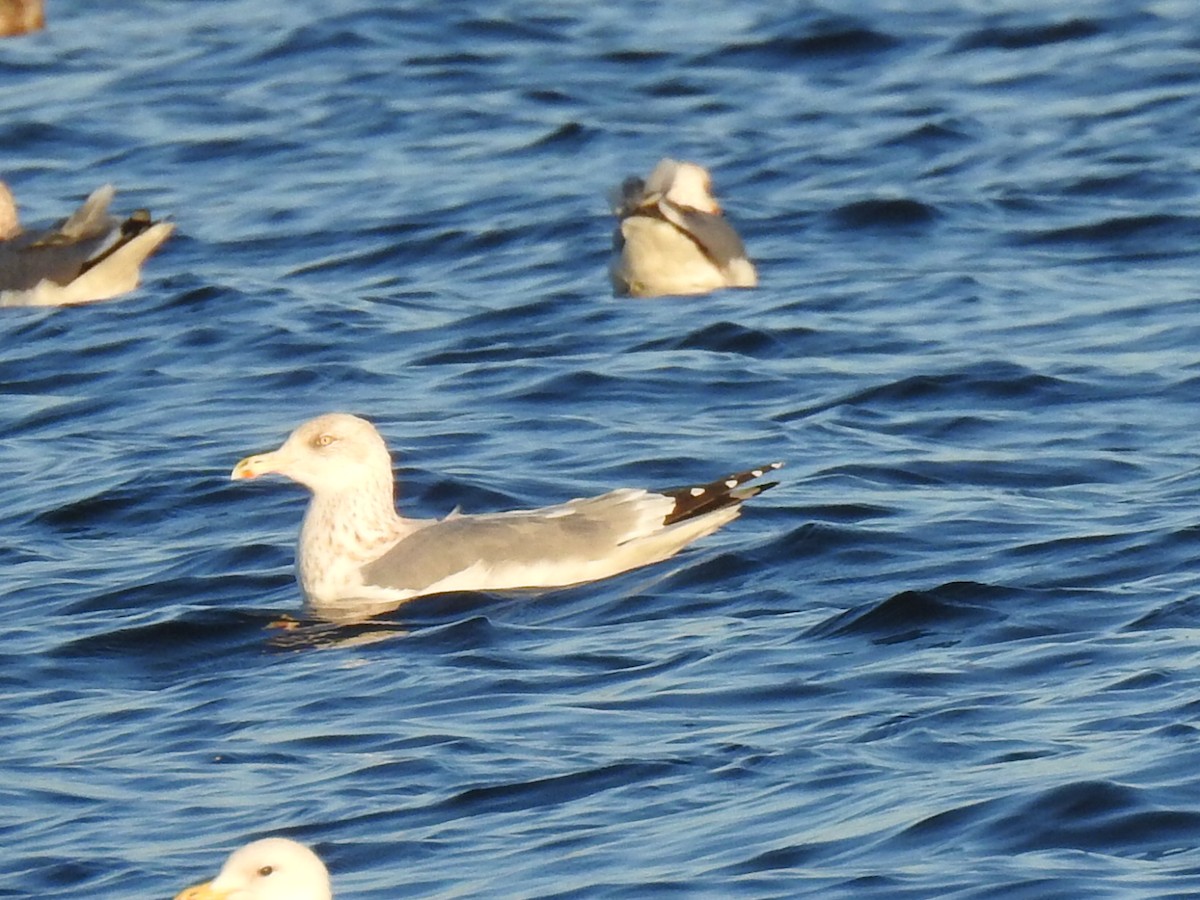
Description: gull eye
313,433,336,448
258,865,274,877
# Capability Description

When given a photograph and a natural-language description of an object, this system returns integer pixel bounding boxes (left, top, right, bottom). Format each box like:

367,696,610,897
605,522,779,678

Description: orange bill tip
230,458,259,480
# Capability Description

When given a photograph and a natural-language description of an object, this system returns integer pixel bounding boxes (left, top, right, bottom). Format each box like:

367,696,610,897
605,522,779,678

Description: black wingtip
121,209,154,238
661,462,783,527
76,208,162,275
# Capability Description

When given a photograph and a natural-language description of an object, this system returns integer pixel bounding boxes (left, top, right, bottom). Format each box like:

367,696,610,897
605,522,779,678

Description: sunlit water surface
4,1,1200,897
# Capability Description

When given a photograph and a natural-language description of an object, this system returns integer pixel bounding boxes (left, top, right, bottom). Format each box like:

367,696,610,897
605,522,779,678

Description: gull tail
53,218,175,305
78,209,163,274
661,462,782,526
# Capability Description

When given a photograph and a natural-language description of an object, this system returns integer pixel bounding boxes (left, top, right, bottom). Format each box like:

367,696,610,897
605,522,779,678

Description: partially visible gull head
0,0,44,38
644,159,721,214
174,837,332,900
0,180,18,239
230,413,392,494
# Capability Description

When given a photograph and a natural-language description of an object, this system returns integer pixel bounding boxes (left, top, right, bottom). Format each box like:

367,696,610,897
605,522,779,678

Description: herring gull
610,158,758,298
174,838,332,900
0,181,174,307
231,413,781,622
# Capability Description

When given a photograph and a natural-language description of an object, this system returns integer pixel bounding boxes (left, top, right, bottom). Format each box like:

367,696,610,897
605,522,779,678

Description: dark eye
258,865,274,877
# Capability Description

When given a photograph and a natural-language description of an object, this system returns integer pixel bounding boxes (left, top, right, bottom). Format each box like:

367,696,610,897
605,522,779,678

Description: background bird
0,181,173,307
610,158,758,297
175,838,332,900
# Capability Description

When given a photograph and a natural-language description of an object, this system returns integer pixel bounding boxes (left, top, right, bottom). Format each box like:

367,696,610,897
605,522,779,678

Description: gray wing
0,185,120,290
361,498,643,593
0,237,112,289
654,199,750,269
56,184,118,240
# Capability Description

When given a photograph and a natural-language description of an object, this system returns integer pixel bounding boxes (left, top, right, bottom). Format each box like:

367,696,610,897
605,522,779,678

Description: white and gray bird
610,158,758,298
0,181,174,307
174,838,332,900
231,413,781,623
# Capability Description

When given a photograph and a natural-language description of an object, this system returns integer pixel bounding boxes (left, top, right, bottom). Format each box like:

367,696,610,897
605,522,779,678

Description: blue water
4,0,1200,896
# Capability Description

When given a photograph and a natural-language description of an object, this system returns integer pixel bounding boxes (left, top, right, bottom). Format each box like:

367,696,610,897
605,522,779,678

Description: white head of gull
610,157,757,298
650,159,722,213
174,837,332,900
231,413,781,623
0,180,174,307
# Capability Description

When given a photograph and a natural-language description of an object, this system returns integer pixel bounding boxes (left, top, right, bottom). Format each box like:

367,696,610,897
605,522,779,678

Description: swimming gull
0,181,174,307
610,158,758,298
231,413,781,622
174,838,332,900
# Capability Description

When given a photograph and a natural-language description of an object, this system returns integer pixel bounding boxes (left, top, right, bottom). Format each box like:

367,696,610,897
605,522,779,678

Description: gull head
174,837,332,900
231,413,393,495
643,159,722,214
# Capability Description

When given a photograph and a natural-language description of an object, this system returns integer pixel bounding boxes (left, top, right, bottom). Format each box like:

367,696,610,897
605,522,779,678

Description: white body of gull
610,158,757,298
0,181,174,307
232,413,781,622
175,838,332,900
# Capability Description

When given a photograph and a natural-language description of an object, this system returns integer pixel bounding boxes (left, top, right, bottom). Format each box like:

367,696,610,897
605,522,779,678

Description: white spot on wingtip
690,487,705,497
751,469,763,478
725,479,739,489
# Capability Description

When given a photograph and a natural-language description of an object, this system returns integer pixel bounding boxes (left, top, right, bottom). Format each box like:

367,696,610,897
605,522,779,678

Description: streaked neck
303,478,403,553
